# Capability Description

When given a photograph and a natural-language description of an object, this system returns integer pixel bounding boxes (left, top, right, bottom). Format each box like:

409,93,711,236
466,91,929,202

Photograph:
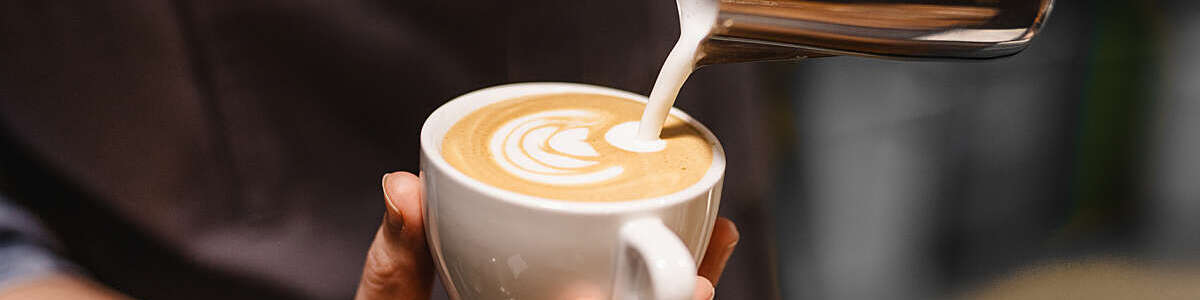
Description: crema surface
441,93,713,202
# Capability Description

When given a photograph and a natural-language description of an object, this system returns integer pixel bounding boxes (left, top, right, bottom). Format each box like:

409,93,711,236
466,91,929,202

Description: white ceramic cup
420,82,726,300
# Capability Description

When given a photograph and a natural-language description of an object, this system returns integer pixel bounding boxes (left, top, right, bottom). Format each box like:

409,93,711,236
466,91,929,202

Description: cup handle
612,218,696,300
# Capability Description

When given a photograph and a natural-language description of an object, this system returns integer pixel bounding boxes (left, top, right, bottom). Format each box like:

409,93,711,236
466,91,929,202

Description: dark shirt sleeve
0,195,81,291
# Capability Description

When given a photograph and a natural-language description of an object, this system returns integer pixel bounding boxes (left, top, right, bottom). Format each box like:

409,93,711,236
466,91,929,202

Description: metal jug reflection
694,0,1056,66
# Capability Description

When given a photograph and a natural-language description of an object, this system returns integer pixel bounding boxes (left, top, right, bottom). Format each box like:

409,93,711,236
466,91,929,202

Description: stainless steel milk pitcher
694,0,1055,65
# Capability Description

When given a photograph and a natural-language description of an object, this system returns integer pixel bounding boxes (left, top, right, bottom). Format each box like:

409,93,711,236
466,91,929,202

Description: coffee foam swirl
441,93,713,202
490,109,625,185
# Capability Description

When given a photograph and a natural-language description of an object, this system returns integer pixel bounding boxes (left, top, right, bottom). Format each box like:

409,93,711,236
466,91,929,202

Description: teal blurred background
759,0,1200,298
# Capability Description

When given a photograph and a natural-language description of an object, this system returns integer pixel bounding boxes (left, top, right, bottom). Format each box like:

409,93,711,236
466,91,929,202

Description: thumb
355,172,434,300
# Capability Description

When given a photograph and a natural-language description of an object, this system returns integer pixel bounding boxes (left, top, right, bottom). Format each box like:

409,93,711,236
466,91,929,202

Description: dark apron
0,1,775,299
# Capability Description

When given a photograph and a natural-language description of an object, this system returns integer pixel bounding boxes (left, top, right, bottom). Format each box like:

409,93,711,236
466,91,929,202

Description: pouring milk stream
629,0,717,147
630,0,1054,144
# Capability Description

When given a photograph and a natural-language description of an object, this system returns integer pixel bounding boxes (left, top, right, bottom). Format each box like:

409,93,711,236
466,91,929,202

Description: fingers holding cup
355,172,434,300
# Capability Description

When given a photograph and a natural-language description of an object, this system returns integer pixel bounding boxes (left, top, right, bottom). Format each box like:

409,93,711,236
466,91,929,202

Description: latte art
441,93,713,202
490,109,625,185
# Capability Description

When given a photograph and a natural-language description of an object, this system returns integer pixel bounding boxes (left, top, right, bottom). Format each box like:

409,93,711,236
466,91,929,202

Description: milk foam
490,109,625,185
606,122,667,152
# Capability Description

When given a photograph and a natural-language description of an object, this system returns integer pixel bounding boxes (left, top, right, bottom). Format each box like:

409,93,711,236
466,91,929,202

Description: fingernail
707,285,716,300
381,173,395,205
381,173,404,230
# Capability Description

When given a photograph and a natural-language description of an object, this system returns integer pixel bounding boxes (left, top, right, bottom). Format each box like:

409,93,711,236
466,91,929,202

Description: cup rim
420,82,726,215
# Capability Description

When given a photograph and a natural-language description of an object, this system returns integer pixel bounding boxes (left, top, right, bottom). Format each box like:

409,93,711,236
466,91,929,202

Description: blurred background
754,0,1200,298
3,0,1200,299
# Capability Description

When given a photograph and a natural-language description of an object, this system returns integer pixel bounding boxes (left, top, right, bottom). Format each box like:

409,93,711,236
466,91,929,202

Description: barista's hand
355,171,739,300
695,217,739,299
356,172,435,300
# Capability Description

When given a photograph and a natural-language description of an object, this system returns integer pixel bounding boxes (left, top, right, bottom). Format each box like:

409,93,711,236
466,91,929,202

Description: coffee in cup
440,93,713,202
